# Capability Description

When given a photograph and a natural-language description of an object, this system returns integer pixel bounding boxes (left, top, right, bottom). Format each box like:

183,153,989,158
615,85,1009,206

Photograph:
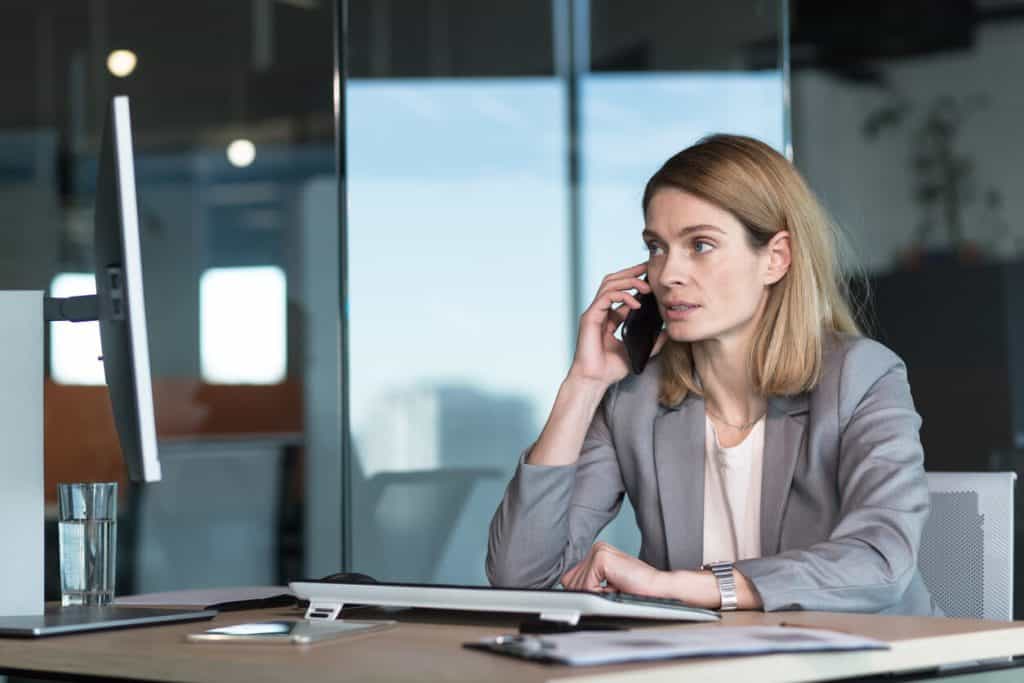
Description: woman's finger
576,556,602,591
583,564,606,591
603,306,630,338
650,330,669,357
597,291,642,311
581,291,642,326
566,567,587,591
600,262,647,287
562,548,595,589
597,276,651,299
562,561,581,586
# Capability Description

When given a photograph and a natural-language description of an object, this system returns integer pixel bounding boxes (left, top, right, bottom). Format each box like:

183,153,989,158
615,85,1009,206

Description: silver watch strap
703,561,738,611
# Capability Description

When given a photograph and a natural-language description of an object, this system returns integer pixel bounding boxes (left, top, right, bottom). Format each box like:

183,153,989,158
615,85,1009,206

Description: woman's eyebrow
641,224,725,240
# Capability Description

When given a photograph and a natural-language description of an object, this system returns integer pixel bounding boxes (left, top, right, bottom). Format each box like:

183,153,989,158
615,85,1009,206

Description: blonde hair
643,134,862,407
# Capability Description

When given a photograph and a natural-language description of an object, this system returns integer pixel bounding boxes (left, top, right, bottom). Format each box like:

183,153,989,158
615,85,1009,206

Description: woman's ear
764,231,791,285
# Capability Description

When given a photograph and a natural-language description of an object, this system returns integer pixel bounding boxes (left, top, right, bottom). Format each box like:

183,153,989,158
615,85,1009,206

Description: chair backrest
130,437,292,593
919,471,1016,620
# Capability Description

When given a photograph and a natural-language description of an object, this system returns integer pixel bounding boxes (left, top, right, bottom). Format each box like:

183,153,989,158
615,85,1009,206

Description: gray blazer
487,334,942,616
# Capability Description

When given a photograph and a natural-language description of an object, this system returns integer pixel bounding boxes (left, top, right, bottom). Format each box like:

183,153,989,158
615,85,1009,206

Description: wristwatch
701,561,738,611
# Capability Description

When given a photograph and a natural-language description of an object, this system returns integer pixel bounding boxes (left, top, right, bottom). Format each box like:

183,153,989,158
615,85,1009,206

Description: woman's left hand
560,542,668,596
561,541,762,609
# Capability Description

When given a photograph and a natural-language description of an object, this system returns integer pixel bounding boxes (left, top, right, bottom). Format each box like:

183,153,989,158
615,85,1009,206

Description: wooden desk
0,606,1022,683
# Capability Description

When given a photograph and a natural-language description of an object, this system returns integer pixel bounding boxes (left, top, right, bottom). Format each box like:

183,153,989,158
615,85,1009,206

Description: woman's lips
663,304,700,321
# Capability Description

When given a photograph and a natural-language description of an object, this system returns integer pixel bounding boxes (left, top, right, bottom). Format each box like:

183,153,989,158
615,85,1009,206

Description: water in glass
59,518,116,606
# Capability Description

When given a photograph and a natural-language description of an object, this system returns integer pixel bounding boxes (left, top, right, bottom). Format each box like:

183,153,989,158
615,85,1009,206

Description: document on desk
467,625,889,666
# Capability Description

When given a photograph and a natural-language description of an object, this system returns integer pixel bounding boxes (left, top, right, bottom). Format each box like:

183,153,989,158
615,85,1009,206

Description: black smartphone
621,277,663,375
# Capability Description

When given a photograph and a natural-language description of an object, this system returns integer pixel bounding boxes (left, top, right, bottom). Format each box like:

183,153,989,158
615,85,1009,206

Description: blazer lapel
760,393,809,556
652,396,705,571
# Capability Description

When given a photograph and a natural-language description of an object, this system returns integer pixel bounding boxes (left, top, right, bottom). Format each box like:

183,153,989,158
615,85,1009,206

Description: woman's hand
561,542,761,609
568,262,667,388
560,542,668,596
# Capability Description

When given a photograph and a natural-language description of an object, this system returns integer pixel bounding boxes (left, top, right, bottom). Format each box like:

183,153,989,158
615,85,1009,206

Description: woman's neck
692,335,766,428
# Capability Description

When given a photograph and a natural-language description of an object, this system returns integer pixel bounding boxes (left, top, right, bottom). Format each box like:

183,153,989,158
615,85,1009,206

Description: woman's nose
657,255,691,288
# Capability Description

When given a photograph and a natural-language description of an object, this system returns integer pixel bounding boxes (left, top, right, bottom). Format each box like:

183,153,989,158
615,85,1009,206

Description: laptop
290,579,719,625
0,606,217,637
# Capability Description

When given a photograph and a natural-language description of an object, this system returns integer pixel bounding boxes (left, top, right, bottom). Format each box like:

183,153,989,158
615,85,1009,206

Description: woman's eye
694,240,714,254
645,242,664,256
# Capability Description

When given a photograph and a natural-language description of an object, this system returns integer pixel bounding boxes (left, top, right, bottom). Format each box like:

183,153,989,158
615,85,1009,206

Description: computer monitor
45,95,161,483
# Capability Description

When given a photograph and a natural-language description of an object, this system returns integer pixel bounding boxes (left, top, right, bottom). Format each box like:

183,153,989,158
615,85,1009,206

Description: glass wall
788,3,1024,616
343,0,787,583
7,0,1018,617
19,0,1009,613
582,0,786,553
344,0,569,584
0,0,339,596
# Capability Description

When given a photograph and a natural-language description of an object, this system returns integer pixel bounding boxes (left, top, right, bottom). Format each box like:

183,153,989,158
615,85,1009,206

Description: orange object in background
43,379,303,503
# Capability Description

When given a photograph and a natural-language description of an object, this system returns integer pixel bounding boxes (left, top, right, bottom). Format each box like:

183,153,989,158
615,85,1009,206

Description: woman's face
642,188,789,346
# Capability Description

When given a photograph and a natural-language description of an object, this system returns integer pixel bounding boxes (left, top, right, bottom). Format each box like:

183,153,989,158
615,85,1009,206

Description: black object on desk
208,571,381,613
518,617,626,634
206,572,378,612
204,593,305,612
319,571,379,585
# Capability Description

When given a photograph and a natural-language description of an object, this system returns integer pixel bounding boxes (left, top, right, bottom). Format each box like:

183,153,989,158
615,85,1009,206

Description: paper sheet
469,625,889,666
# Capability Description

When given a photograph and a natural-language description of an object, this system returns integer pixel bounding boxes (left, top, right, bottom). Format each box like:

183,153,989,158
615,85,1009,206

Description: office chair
129,437,295,593
918,471,1016,621
352,467,501,583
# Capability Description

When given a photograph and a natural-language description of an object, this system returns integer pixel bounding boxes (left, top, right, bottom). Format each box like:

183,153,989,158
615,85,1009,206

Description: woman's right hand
567,262,666,388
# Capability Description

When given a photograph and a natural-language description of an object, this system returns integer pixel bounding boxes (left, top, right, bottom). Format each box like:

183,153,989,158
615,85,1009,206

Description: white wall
792,21,1024,273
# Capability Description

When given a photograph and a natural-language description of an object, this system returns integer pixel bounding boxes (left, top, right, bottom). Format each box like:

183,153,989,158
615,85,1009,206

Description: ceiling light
106,50,138,78
226,139,256,168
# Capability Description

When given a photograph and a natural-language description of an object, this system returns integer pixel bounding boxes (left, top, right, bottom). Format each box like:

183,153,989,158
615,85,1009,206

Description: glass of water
57,482,118,607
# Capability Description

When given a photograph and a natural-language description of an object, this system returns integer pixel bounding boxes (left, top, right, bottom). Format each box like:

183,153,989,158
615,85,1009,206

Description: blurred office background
1,0,1023,616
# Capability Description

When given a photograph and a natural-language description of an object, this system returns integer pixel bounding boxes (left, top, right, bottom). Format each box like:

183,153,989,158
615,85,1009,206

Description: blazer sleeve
734,341,931,612
486,386,626,588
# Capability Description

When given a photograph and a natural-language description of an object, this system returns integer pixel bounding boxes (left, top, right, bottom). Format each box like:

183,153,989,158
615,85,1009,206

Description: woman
486,134,940,615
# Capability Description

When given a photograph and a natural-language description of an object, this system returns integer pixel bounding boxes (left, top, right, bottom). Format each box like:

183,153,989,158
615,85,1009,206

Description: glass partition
0,0,338,595
581,0,787,555
343,0,787,583
345,67,571,585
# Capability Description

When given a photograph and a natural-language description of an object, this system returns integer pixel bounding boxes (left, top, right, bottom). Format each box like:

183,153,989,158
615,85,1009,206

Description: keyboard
291,580,720,624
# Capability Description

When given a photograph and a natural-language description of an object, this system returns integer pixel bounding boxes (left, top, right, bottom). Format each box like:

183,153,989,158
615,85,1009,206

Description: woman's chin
664,322,704,344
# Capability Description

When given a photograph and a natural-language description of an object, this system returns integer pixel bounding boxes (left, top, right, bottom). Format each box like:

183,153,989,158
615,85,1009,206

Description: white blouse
701,414,764,565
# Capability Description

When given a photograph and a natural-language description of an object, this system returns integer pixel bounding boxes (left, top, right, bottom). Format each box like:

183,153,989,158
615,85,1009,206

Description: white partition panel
0,290,44,617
